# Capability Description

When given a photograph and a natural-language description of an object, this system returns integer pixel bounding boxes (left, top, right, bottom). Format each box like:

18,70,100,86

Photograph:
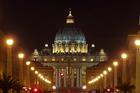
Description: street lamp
18,52,25,85
135,39,140,46
82,85,87,89
26,61,31,66
113,61,118,67
121,53,128,83
134,39,140,93
30,66,35,71
100,74,104,78
6,39,14,46
103,70,108,75
107,67,113,88
52,85,56,90
103,70,107,89
35,70,38,74
121,53,128,59
34,70,39,86
6,38,14,76
18,52,24,59
82,85,87,93
113,61,118,90
107,67,112,72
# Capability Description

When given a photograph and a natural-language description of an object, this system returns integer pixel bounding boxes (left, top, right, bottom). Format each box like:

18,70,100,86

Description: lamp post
121,53,128,83
26,61,31,88
134,39,140,93
6,38,14,76
103,70,108,89
107,67,113,87
18,52,25,85
113,61,118,89
35,70,39,86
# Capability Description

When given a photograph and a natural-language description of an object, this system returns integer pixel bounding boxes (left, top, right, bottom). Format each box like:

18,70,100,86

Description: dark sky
1,0,140,55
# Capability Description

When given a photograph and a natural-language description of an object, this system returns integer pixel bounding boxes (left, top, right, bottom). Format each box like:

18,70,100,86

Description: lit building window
73,58,77,61
82,58,86,61
45,44,48,47
52,57,56,61
90,58,94,62
44,58,47,62
61,58,64,62
91,44,95,48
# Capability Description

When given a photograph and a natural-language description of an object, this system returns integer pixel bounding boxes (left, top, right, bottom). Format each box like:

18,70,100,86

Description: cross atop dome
66,8,74,24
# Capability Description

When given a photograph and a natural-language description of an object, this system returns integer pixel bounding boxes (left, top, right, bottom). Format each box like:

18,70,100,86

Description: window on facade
52,57,56,61
73,58,77,61
82,58,86,61
61,58,64,62
44,58,47,62
90,58,94,62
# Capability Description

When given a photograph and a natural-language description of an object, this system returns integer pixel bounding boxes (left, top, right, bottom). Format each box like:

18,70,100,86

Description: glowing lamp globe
108,67,112,72
18,53,24,59
33,88,38,92
82,85,87,90
6,39,14,46
121,53,128,59
135,39,140,46
30,67,35,71
103,70,107,75
113,61,118,66
100,74,104,77
35,71,38,74
52,85,56,90
91,44,95,48
26,61,30,66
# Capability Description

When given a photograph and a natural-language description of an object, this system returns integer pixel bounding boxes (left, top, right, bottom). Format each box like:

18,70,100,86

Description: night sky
1,0,140,55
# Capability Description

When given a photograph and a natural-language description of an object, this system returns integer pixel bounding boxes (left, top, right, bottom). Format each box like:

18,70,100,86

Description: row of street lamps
25,61,51,84
88,55,128,92
88,60,118,89
88,39,140,93
5,37,52,91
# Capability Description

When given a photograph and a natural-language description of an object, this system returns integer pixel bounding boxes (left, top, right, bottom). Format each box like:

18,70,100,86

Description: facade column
80,68,82,87
76,68,80,87
55,68,59,88
58,69,61,88
71,68,74,87
64,68,67,88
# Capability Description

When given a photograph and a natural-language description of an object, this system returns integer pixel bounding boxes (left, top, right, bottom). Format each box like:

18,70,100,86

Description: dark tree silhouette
13,81,23,93
0,73,22,93
117,82,135,93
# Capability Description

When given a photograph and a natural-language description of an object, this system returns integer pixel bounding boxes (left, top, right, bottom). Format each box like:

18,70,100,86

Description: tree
0,73,18,93
117,82,135,93
13,81,23,93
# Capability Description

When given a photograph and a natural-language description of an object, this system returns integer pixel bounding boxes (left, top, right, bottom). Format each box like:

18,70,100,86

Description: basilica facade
31,10,108,90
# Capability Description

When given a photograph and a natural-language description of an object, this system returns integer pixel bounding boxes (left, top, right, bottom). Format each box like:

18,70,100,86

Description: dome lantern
66,8,74,24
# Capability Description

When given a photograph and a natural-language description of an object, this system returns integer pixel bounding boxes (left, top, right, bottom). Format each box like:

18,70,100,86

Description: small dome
54,27,86,43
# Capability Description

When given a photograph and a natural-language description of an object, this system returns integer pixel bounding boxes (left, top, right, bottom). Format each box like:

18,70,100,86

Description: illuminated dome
54,9,86,44
52,9,88,54
54,27,86,43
